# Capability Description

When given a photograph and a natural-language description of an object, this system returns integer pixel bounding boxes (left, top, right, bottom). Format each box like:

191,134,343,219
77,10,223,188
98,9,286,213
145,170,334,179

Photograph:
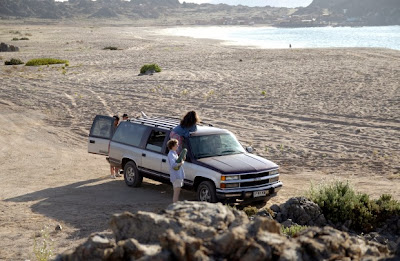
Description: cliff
297,0,400,25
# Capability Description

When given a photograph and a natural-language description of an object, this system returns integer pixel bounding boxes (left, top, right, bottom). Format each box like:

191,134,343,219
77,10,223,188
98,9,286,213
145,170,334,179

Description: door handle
142,153,146,157
90,140,95,144
162,159,166,163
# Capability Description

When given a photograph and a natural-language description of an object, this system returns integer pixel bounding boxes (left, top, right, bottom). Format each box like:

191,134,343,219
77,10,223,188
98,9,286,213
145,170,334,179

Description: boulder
110,201,248,244
273,197,327,227
0,42,19,52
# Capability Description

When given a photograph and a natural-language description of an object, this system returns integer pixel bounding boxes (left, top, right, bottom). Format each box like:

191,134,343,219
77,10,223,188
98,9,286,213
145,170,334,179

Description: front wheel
197,181,217,203
124,161,142,187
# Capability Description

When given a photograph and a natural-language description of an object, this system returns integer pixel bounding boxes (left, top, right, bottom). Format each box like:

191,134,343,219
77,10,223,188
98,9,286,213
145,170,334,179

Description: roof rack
131,117,180,130
131,116,214,130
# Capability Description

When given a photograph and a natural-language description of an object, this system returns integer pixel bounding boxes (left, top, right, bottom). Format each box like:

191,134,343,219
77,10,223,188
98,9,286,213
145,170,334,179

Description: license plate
253,191,266,198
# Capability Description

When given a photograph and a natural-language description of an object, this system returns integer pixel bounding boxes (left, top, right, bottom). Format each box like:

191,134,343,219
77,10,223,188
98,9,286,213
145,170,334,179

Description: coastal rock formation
56,201,394,260
0,42,19,52
298,0,400,26
271,196,327,227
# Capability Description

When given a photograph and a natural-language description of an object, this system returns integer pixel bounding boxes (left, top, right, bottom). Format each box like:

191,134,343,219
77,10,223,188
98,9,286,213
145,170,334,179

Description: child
167,139,185,203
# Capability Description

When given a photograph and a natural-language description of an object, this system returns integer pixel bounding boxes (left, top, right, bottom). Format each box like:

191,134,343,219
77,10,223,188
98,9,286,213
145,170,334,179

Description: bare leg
110,166,116,178
173,187,181,203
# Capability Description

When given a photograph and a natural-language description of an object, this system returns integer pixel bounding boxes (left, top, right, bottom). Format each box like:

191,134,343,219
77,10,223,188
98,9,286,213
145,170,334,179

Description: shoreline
156,25,400,50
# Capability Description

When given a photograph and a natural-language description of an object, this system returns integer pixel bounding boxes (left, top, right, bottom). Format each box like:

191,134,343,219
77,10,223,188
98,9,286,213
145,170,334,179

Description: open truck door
88,115,114,156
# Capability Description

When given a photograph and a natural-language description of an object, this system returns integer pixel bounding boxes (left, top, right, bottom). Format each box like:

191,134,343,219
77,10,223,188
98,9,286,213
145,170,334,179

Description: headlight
269,169,279,175
221,175,239,181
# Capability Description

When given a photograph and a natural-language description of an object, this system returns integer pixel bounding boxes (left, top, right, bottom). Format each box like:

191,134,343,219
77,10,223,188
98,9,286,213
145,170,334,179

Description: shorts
172,179,183,188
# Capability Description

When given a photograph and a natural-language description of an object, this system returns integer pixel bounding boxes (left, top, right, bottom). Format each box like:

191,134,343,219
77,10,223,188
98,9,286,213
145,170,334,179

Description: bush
103,46,118,50
12,37,19,41
140,64,161,74
5,58,24,65
308,181,400,232
25,58,69,66
281,225,308,237
20,37,29,40
243,206,258,217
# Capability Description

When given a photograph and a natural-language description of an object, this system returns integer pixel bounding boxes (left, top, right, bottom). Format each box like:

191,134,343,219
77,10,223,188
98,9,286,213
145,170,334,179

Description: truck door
142,129,167,173
88,115,114,155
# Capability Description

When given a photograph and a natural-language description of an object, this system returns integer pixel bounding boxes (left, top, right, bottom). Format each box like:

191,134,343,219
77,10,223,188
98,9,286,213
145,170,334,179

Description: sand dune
0,24,399,259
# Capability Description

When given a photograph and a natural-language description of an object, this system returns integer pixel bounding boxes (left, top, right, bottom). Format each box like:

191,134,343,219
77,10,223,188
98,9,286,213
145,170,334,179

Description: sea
161,26,400,50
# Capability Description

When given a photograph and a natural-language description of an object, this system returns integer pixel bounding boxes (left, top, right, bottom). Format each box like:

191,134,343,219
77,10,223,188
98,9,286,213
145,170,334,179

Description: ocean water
161,26,400,50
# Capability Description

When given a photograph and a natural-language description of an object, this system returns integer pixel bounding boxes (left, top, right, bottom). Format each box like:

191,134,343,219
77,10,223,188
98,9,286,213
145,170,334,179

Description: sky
180,0,313,8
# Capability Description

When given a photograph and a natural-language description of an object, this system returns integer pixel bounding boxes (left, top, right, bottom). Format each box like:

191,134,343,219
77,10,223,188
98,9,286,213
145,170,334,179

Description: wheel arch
122,157,137,170
194,176,216,191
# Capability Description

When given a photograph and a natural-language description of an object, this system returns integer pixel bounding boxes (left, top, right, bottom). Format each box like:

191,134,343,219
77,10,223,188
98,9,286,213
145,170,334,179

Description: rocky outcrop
271,196,327,227
0,42,19,52
56,201,394,260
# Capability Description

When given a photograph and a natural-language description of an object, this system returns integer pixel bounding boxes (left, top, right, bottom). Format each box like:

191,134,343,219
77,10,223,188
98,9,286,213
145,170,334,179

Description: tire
124,161,142,187
197,181,217,203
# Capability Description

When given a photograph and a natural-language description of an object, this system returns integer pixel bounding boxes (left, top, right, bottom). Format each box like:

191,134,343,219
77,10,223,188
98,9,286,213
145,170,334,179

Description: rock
270,204,280,213
58,202,394,260
55,234,115,261
256,208,273,219
278,197,327,226
55,224,62,231
281,219,294,228
110,201,248,244
0,42,19,52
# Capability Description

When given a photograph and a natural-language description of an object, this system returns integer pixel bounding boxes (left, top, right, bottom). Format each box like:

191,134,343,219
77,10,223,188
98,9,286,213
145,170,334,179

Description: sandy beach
0,24,399,259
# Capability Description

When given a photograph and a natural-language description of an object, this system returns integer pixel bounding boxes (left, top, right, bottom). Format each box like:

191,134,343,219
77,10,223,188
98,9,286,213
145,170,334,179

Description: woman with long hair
170,111,200,153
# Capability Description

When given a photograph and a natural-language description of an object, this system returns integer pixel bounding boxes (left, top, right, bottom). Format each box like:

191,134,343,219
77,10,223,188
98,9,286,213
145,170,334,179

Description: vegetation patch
4,58,24,65
140,64,161,74
103,46,119,50
281,225,308,237
26,58,69,66
243,206,258,217
308,181,400,232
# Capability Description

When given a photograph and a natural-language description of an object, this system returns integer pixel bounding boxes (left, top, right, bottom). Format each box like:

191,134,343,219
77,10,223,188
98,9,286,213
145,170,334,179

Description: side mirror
246,146,253,153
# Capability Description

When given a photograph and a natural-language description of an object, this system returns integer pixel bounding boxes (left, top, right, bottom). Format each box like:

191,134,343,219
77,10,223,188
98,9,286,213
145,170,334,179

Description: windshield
189,133,245,159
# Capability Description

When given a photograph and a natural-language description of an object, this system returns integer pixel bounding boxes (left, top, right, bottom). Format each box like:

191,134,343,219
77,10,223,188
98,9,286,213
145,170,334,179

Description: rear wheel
124,161,142,187
197,181,217,203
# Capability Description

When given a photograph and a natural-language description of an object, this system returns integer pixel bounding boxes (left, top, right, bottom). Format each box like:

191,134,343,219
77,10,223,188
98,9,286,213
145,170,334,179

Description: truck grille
240,171,269,180
241,179,271,187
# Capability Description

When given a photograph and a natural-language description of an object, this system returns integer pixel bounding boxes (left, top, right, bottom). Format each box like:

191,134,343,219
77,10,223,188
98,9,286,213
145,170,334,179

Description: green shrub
103,46,118,50
25,58,69,66
281,225,308,237
12,37,19,41
20,37,29,40
5,58,24,65
243,206,258,217
140,64,161,74
33,227,54,261
308,181,400,232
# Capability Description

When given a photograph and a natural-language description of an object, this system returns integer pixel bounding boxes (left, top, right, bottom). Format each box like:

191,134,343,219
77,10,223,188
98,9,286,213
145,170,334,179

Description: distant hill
297,0,400,25
0,0,181,19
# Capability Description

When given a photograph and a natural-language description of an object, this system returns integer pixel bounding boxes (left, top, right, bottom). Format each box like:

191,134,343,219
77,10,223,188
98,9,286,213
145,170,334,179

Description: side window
146,130,166,153
112,122,147,147
90,117,113,139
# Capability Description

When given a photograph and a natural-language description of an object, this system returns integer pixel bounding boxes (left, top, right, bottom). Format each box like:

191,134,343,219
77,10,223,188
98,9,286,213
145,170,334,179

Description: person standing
170,111,200,154
110,115,121,178
167,139,185,203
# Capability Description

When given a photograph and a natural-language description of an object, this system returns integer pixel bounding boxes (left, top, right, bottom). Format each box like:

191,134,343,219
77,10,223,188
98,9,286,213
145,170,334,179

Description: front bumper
216,181,283,200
